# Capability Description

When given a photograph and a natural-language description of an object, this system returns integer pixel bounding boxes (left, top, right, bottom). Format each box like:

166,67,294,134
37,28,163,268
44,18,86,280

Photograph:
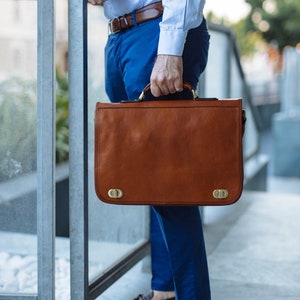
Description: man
88,1,211,299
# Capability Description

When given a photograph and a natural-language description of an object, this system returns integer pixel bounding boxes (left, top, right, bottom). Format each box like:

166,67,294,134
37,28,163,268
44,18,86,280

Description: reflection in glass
230,52,259,159
205,31,228,97
87,6,150,283
0,0,38,295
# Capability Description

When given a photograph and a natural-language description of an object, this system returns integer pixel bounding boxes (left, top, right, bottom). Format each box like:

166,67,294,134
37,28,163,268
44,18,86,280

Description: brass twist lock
108,188,123,199
213,189,229,199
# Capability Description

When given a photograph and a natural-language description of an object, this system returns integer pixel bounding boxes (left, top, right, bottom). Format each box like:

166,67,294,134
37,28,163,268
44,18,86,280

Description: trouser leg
150,208,174,291
152,206,211,300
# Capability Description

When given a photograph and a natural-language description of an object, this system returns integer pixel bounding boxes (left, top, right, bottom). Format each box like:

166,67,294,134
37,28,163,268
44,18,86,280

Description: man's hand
88,0,106,5
150,55,183,97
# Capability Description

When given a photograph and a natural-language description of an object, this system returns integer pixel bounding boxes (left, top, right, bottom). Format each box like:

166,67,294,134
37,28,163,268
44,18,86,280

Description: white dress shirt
103,0,205,56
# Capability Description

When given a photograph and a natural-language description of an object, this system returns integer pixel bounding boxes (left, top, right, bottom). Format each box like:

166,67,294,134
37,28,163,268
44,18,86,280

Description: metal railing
205,22,261,161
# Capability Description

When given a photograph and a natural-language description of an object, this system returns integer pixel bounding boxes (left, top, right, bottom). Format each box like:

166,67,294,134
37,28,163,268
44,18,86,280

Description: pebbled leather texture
94,98,245,206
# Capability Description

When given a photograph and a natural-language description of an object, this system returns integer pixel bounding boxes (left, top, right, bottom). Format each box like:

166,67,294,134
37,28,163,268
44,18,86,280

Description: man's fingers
150,77,183,97
150,83,163,97
150,78,174,97
150,79,182,97
174,78,183,93
150,55,183,97
88,0,105,5
167,82,177,94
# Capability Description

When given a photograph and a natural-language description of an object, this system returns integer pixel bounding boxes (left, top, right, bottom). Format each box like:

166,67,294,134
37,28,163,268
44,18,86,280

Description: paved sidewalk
1,181,299,299
205,190,300,300
99,189,300,300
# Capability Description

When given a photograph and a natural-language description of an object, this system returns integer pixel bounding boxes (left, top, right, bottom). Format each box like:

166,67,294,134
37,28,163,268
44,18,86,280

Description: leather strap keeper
108,1,163,34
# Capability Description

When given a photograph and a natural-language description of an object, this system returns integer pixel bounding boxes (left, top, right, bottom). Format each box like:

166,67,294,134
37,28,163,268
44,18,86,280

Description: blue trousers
105,16,211,300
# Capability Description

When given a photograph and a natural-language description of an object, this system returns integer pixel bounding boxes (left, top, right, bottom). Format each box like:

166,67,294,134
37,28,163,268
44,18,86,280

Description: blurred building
0,0,68,80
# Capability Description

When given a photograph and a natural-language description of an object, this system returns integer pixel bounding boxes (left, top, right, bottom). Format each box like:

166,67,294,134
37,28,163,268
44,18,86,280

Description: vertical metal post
37,0,56,299
68,0,89,299
224,33,232,97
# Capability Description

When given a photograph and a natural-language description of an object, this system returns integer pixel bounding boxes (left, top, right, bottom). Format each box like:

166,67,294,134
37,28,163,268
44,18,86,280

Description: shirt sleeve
157,0,205,56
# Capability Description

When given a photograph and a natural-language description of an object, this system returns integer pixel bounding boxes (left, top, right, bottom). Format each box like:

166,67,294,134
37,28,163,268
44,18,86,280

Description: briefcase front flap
94,99,244,206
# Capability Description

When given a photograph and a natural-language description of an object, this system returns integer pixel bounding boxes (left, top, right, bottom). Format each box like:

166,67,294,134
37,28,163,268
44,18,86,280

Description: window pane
87,6,149,283
0,0,38,295
230,52,259,159
205,31,228,97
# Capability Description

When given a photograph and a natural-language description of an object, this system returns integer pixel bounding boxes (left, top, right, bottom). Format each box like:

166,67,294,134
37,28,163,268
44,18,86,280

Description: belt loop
131,10,137,27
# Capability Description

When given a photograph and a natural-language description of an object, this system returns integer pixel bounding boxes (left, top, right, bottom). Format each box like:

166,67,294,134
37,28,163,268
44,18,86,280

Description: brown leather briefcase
94,85,246,206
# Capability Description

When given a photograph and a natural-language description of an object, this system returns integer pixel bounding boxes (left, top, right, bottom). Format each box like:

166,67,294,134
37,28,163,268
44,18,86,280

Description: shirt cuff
157,29,188,56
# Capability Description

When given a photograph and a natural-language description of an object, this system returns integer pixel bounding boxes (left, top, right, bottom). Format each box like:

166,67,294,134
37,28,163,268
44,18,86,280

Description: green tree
206,11,264,58
244,0,300,52
231,18,264,57
55,70,69,164
0,73,69,181
0,78,37,180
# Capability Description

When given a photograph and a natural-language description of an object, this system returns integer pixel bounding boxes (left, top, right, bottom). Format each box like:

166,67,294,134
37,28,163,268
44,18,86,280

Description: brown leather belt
108,1,163,34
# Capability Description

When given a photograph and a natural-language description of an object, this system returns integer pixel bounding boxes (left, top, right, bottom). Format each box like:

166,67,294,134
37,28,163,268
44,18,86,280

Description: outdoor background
0,0,300,298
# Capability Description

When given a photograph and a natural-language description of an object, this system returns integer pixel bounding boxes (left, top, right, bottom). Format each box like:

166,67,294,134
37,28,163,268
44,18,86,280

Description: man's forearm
158,0,205,56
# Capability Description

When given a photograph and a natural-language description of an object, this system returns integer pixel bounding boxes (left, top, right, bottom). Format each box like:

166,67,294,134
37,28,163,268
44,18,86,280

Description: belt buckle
108,16,129,34
108,20,120,34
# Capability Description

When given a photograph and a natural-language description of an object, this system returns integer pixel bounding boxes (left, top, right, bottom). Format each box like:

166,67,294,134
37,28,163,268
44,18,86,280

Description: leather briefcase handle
138,81,198,101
